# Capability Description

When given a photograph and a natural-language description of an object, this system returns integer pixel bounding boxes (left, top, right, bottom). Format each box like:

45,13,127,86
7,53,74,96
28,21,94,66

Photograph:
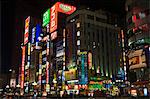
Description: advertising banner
31,27,36,44
79,52,88,84
88,52,92,69
65,69,76,81
24,16,30,45
43,9,50,27
21,46,25,89
57,2,76,15
50,4,58,33
50,2,76,33
35,24,41,42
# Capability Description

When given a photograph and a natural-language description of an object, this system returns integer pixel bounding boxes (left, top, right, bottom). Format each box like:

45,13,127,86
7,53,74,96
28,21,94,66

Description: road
1,96,150,99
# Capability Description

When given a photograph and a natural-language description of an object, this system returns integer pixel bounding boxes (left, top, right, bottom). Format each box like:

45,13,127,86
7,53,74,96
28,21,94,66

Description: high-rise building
125,0,150,84
66,8,123,82
20,2,77,96
20,16,41,95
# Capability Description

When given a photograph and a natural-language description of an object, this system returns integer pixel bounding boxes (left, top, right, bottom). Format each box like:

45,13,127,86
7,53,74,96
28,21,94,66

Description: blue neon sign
35,24,41,42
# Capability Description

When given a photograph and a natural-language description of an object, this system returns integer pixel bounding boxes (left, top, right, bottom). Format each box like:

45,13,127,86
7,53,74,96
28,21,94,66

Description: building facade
125,0,150,83
66,8,123,81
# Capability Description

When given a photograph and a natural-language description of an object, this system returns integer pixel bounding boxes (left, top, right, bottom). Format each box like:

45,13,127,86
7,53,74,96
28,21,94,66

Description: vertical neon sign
88,52,92,69
50,2,76,33
21,46,25,89
50,4,58,33
24,16,30,45
43,9,50,27
81,55,85,84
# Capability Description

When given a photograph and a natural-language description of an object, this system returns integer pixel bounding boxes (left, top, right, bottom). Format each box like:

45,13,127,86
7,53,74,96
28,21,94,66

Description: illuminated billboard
57,2,76,15
88,52,92,69
21,46,25,89
31,27,36,44
35,24,41,42
43,9,50,27
50,2,76,33
24,16,30,45
50,4,58,33
128,49,147,70
79,52,88,84
65,69,76,81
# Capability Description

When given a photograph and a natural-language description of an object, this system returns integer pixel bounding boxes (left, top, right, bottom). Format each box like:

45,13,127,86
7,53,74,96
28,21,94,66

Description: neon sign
88,52,92,69
31,27,36,44
50,2,76,33
21,46,26,89
35,24,41,42
50,4,58,33
24,16,30,45
43,9,50,27
57,2,76,14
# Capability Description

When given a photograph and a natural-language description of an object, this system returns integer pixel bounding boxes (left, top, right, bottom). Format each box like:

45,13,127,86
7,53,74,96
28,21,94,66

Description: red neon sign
50,4,58,33
46,62,49,84
50,2,76,33
21,46,25,89
57,2,76,14
24,16,30,45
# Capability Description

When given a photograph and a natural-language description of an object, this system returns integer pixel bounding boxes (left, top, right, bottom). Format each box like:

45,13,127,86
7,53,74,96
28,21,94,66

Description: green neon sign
43,9,50,27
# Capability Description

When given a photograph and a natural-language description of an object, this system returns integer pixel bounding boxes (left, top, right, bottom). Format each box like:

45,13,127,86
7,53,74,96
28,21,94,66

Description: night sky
1,0,125,74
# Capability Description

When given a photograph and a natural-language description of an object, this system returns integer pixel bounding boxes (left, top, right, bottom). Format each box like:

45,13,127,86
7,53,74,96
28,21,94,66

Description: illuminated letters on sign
50,2,76,33
21,46,25,89
43,9,50,27
24,16,30,45
57,2,76,14
88,52,92,69
50,4,58,33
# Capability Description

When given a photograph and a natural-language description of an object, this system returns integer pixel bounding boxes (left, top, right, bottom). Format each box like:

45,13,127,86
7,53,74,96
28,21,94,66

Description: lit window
77,31,80,36
77,22,80,28
77,40,80,45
